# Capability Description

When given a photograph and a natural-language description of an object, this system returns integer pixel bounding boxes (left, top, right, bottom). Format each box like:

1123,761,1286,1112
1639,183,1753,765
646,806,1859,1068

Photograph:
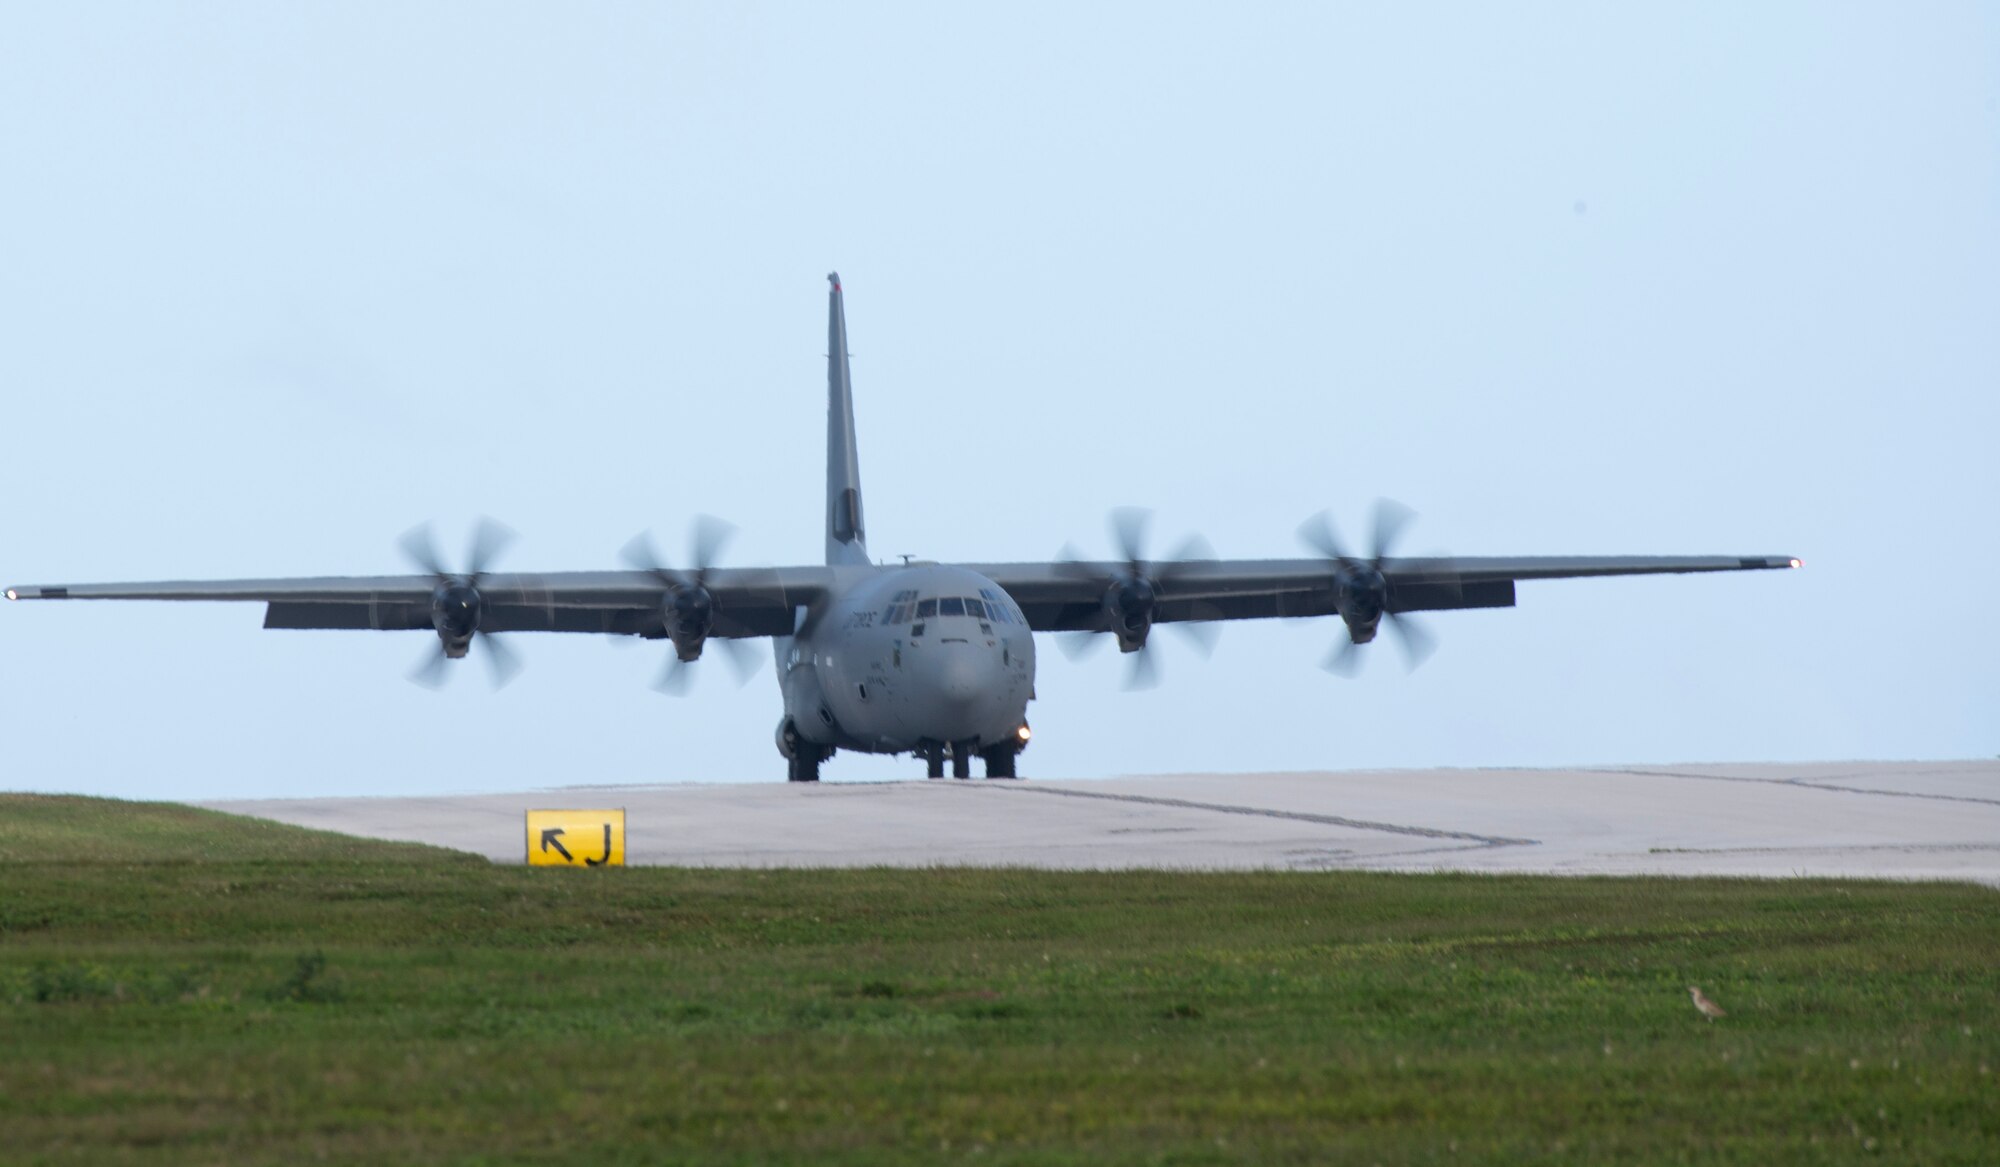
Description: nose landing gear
918,738,1023,780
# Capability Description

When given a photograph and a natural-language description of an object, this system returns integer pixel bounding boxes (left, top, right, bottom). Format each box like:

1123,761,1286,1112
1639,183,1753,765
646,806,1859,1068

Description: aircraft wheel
951,742,972,780
788,747,822,783
981,747,1018,779
922,744,945,780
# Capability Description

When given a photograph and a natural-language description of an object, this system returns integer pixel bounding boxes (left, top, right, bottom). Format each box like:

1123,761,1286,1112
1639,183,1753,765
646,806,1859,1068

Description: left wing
967,555,1801,632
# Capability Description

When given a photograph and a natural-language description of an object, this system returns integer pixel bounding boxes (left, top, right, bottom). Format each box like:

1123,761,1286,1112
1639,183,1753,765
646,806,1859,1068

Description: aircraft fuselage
776,564,1035,761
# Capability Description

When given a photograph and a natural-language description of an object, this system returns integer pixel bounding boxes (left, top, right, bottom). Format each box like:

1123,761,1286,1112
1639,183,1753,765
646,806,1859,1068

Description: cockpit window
938,597,965,617
916,598,937,618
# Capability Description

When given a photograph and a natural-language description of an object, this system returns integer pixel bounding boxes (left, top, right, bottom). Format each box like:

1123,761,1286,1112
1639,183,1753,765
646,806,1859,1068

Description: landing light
1016,725,1032,743
1789,558,1803,569
3,589,15,601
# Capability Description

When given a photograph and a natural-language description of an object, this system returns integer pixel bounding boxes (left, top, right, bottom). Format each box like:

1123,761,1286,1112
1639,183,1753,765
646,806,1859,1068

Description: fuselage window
938,597,965,617
916,598,937,619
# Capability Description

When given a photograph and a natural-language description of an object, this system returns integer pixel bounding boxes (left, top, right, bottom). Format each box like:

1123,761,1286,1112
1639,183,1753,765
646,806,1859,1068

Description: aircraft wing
2,568,827,639
966,555,1801,633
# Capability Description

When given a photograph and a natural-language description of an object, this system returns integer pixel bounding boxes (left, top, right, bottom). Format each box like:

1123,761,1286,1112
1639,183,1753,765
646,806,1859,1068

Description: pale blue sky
4,3,1994,798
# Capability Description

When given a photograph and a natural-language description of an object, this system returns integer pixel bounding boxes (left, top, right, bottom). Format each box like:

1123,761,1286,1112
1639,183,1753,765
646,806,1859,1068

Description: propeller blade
1369,498,1416,563
466,516,515,580
653,654,694,696
1123,645,1161,691
690,514,736,574
1051,544,1103,581
1383,611,1436,671
1058,630,1107,661
398,523,447,579
1166,618,1220,659
716,636,762,686
408,642,450,688
1322,636,1363,678
481,632,523,689
1297,511,1357,569
1109,506,1152,569
620,530,675,579
1165,532,1216,564
1155,533,1216,588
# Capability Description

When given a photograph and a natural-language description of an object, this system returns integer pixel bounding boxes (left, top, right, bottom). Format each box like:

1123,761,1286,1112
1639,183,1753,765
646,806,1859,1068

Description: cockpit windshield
882,592,1020,626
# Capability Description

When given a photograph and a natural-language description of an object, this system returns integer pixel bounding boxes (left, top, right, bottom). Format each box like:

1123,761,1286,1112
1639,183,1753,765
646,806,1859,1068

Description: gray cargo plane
7,274,1799,781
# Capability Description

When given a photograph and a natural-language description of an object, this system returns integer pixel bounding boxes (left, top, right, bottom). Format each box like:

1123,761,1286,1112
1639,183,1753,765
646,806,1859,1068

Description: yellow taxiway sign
526,808,626,867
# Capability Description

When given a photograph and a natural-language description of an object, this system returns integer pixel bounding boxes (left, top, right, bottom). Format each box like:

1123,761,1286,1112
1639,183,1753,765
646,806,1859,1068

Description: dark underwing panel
263,601,430,631
1389,579,1516,614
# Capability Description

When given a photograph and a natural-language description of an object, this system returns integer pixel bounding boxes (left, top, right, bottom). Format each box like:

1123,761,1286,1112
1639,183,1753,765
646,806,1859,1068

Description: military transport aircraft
7,274,1799,782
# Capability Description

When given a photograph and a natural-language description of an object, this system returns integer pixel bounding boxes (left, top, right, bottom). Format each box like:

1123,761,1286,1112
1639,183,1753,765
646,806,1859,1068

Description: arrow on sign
585,822,612,867
539,827,574,862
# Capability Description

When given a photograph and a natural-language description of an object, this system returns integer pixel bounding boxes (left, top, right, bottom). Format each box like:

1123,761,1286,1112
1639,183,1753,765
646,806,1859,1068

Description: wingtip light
1790,558,1803,569
4,588,15,601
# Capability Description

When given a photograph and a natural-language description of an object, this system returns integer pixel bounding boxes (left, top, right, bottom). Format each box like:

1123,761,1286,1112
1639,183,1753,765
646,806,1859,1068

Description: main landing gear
778,719,827,783
787,746,826,783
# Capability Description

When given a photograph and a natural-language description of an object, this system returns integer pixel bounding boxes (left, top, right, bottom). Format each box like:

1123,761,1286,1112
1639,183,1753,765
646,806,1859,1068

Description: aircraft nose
919,642,1007,739
934,647,991,708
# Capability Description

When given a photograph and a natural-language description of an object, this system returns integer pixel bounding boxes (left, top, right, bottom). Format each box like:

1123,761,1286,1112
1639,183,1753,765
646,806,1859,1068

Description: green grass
1,794,1995,1165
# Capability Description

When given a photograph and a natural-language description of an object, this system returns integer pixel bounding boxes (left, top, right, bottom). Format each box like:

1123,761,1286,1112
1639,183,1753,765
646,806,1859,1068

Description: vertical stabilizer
824,272,868,566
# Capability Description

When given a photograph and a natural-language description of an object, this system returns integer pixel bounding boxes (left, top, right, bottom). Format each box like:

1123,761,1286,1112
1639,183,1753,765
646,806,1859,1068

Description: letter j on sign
526,809,626,867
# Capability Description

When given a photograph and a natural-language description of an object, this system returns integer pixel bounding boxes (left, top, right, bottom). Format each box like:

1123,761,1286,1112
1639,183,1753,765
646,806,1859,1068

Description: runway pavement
201,760,2000,884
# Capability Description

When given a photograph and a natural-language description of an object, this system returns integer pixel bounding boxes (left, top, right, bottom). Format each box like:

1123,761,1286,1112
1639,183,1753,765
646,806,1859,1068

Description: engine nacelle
1102,576,1156,653
1335,567,1388,645
663,585,716,662
429,582,483,656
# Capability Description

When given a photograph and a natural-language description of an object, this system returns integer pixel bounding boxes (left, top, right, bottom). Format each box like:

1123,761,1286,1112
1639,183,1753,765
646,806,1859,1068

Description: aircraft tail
825,272,868,566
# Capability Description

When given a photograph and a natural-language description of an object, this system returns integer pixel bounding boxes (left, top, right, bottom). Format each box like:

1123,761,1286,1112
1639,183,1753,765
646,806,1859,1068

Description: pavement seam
1590,768,2000,809
964,783,1538,847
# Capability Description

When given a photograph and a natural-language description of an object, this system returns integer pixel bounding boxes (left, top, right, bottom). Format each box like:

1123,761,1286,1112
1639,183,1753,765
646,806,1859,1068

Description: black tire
982,748,1017,779
951,744,972,780
788,749,821,783
923,745,945,780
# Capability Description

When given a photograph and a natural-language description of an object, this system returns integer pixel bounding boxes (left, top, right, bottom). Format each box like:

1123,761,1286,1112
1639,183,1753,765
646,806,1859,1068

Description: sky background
3,3,1994,800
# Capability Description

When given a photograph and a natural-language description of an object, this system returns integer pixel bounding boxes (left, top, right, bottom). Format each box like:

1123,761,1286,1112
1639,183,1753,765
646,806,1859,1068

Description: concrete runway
201,760,2000,885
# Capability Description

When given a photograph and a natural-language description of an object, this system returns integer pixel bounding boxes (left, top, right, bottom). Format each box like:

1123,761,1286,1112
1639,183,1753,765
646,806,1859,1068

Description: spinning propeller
1056,507,1218,690
620,514,761,695
399,517,522,689
1295,498,1443,676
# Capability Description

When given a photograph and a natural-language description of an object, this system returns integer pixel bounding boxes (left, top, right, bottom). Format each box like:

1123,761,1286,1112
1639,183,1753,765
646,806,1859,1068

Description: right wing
4,568,833,639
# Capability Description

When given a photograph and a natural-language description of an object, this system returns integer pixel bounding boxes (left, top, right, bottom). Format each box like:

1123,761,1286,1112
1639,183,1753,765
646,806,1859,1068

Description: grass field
1,793,1995,1165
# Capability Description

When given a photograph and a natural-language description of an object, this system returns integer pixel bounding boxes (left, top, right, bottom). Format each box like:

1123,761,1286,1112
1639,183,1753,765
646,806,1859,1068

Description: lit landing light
4,588,16,601
1790,559,1804,569
1015,724,1032,744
